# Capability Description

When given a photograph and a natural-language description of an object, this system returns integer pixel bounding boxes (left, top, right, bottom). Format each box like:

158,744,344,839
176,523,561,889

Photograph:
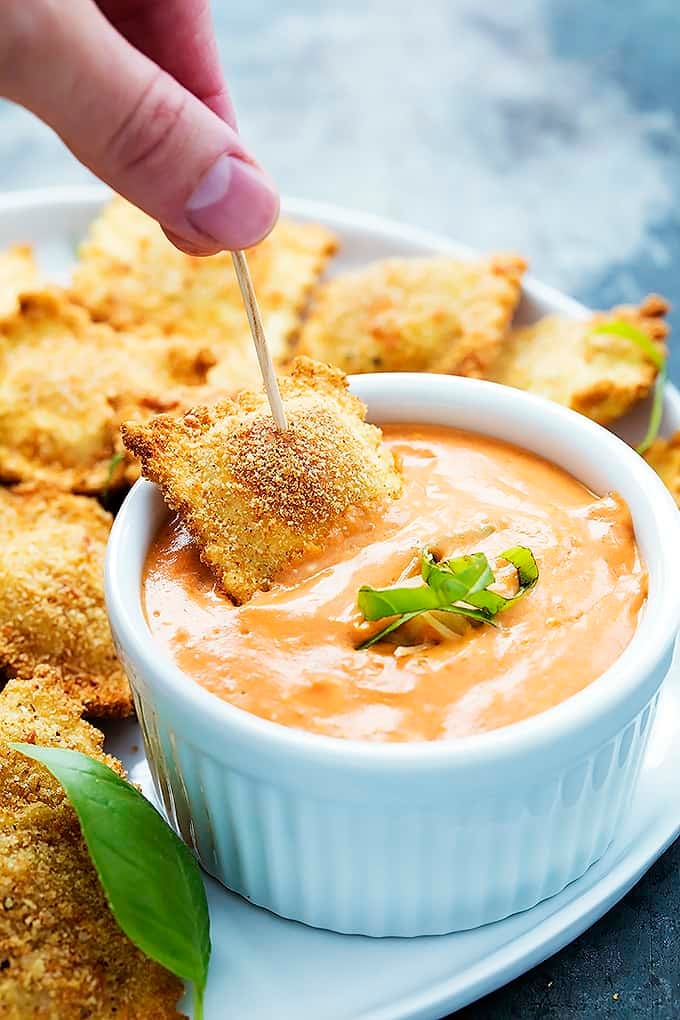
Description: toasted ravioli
489,295,669,424
0,672,183,1019
71,197,338,392
0,485,132,717
644,432,680,507
123,358,402,603
296,254,526,376
0,245,40,320
0,288,216,492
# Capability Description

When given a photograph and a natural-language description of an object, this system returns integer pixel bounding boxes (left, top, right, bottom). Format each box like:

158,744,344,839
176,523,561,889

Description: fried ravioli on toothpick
0,288,215,492
296,254,526,376
644,431,680,507
0,484,131,718
71,197,338,392
123,358,403,604
0,672,183,1019
489,295,669,424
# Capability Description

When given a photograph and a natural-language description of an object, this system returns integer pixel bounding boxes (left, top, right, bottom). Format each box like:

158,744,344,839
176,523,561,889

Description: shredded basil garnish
591,320,666,454
357,546,538,649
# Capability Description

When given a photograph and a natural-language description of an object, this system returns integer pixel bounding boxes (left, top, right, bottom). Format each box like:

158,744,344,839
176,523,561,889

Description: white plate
2,188,678,1020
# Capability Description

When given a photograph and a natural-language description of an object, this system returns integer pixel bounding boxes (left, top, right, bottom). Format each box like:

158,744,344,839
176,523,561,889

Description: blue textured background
1,1,679,1016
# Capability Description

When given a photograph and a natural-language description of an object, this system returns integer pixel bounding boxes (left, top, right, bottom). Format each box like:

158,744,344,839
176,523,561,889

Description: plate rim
0,184,589,321
367,768,680,1020
2,185,678,1020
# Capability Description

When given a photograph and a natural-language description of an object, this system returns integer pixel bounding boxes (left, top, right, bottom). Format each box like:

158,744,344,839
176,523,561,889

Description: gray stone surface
1,1,679,1015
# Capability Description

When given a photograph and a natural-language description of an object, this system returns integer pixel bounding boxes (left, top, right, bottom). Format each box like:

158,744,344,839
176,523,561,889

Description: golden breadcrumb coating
0,671,184,1019
489,295,669,424
644,431,680,507
296,254,526,376
0,288,216,492
123,357,402,603
0,485,131,718
71,197,338,392
0,245,40,320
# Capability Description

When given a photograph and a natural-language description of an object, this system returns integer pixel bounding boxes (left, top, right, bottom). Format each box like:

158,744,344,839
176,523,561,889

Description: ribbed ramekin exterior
124,652,663,937
106,374,680,937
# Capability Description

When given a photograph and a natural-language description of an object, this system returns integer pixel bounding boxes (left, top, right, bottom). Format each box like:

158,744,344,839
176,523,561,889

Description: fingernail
185,154,279,249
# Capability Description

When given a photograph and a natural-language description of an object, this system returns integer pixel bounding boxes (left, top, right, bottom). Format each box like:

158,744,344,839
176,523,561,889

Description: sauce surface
143,425,646,741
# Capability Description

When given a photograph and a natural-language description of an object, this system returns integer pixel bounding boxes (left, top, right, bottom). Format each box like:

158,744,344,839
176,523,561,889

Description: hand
0,0,279,254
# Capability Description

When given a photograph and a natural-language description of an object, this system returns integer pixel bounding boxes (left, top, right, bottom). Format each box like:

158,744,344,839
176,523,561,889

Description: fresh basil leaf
442,552,495,593
438,605,499,626
423,551,498,615
462,587,507,616
9,744,211,1020
636,360,667,455
356,544,538,649
452,547,538,616
357,609,425,649
357,583,441,619
591,320,667,453
592,320,664,369
500,546,539,591
422,550,494,602
421,568,473,604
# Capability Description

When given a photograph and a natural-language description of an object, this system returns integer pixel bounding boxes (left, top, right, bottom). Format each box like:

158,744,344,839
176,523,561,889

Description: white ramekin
105,375,680,937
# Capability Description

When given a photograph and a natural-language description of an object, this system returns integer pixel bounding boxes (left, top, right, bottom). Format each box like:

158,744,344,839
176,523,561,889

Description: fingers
98,0,236,125
1,0,278,253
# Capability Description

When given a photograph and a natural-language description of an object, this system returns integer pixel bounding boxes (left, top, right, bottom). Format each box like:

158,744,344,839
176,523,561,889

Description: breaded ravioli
0,671,183,1019
123,358,403,604
489,295,669,424
71,197,338,392
296,254,526,376
0,485,132,717
644,432,680,507
0,245,40,320
0,288,215,492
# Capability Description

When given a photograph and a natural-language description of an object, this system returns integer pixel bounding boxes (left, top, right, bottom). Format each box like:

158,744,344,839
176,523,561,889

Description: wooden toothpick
231,249,288,430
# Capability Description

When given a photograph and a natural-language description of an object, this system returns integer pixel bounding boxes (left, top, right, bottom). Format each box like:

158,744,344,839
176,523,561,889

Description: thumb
2,0,279,254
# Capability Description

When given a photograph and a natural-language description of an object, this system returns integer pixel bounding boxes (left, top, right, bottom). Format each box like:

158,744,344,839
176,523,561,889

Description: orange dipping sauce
143,425,646,741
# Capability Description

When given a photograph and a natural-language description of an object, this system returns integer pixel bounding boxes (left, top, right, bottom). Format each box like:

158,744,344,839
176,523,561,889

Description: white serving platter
2,188,678,1020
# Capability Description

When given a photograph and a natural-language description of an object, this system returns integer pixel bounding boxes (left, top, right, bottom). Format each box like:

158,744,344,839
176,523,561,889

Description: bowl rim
105,372,680,767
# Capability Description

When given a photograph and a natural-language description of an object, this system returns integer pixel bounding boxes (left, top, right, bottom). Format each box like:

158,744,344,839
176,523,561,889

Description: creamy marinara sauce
143,425,646,741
